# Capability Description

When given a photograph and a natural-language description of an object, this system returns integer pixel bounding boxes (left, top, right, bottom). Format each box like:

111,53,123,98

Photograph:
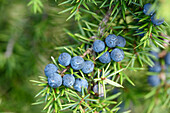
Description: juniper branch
90,6,113,39
98,7,113,37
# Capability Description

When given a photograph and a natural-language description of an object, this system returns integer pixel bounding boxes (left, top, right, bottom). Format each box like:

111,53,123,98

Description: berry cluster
143,3,164,26
147,51,170,87
44,52,94,92
93,34,126,63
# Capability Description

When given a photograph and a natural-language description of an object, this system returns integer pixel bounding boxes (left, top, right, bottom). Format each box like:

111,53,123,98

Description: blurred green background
0,0,169,113
0,0,77,112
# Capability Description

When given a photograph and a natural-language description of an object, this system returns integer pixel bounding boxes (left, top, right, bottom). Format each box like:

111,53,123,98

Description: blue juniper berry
71,56,84,70
93,40,105,53
151,14,164,26
81,60,94,74
93,84,104,97
58,52,71,66
63,74,75,87
105,34,118,48
111,48,124,62
165,52,170,65
148,62,161,72
48,73,62,88
99,51,111,63
148,75,160,87
116,36,126,47
73,78,88,92
143,3,155,15
44,63,58,77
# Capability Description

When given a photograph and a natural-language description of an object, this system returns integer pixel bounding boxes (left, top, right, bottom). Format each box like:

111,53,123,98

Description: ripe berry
118,102,126,113
93,84,104,97
99,51,111,63
73,78,88,92
149,51,159,63
48,73,62,88
63,74,75,87
165,52,170,65
143,3,155,15
148,75,160,87
112,88,120,95
82,61,94,74
116,36,126,47
58,52,71,66
165,65,170,73
148,62,161,72
93,40,105,53
105,34,118,48
44,64,58,77
71,56,84,70
151,14,164,26
150,51,159,59
111,48,124,62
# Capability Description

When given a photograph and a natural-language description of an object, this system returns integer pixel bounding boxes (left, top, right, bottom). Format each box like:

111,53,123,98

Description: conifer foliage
29,0,170,112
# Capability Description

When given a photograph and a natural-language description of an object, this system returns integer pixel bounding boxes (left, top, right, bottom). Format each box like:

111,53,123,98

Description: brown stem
58,66,71,77
90,6,113,39
159,50,167,58
98,7,113,37
80,48,92,58
79,98,85,105
133,41,138,55
79,105,85,113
